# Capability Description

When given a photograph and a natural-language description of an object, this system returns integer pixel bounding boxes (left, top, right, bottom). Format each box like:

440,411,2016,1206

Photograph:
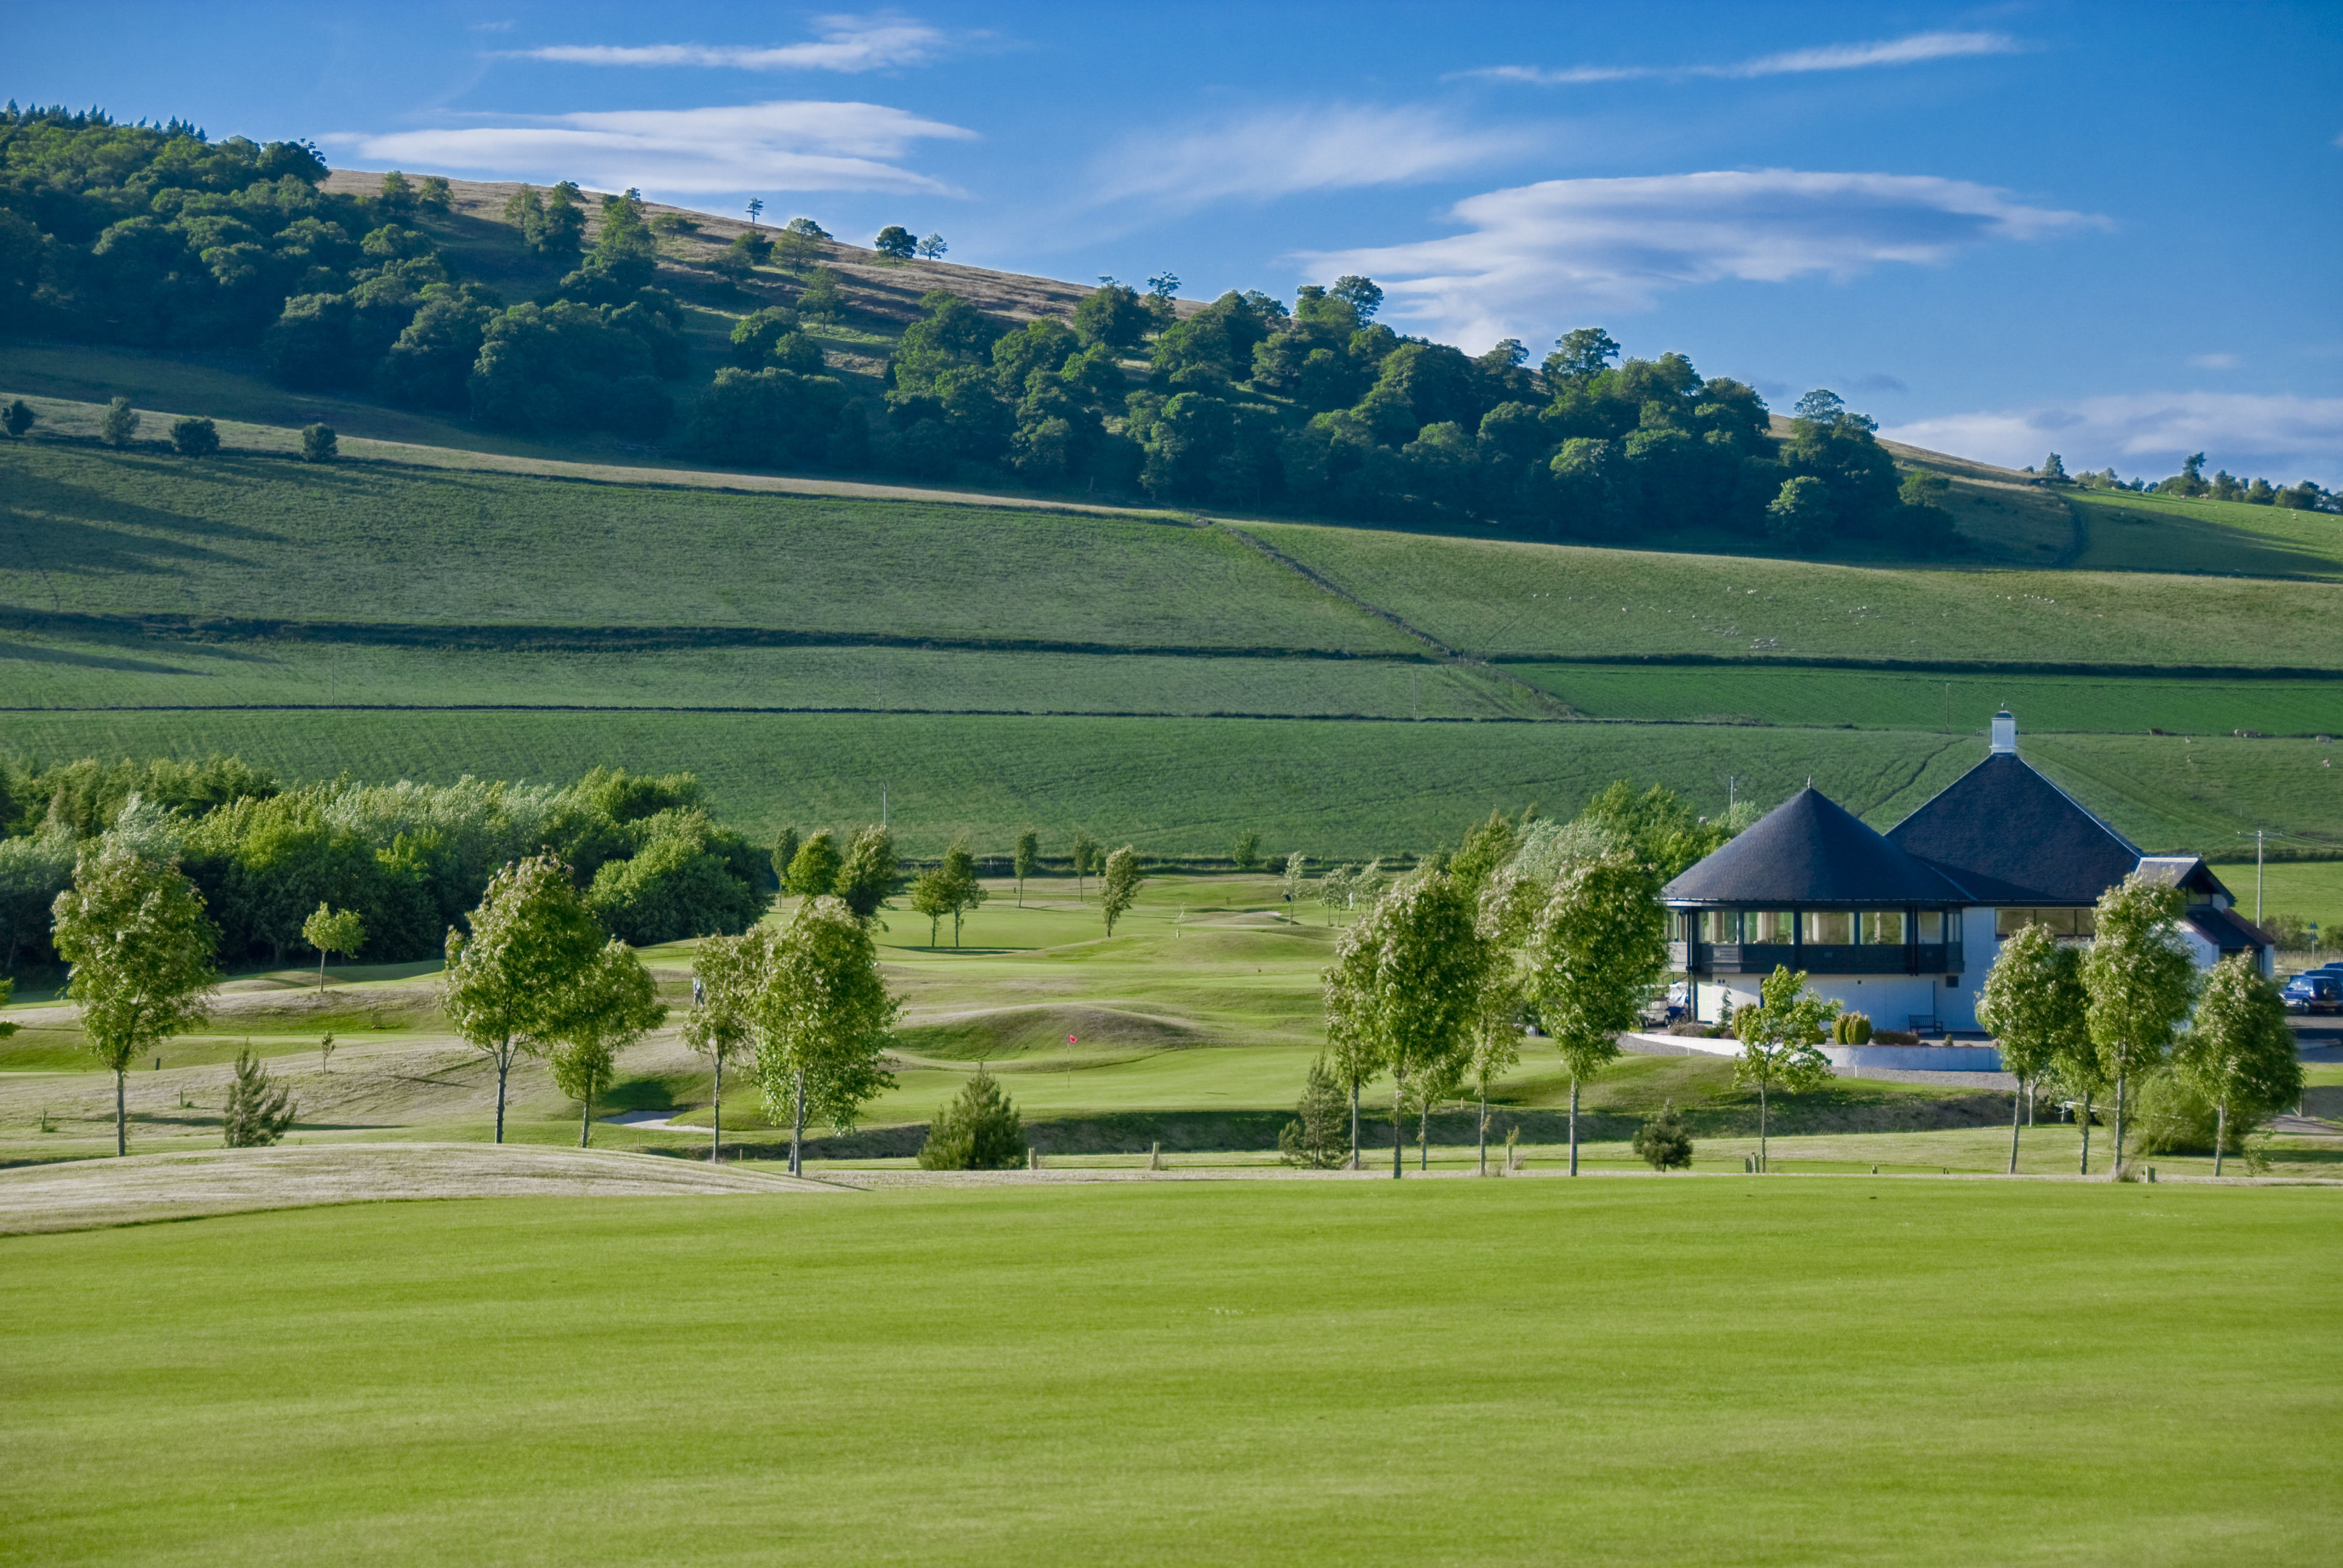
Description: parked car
2282,973,2343,1014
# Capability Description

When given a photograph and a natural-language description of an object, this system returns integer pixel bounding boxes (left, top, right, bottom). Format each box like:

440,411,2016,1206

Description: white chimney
1990,711,2017,754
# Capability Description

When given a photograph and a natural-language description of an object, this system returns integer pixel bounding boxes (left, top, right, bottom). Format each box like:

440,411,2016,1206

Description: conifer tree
221,1046,297,1147
916,1064,1026,1169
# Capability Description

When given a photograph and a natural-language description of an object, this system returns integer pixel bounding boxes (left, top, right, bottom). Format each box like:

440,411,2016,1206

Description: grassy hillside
2071,488,2343,579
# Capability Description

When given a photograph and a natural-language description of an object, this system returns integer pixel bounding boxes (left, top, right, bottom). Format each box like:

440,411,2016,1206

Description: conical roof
1663,787,1968,905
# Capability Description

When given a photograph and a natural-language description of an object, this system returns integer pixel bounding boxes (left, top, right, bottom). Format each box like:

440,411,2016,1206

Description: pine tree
221,1047,297,1147
1633,1101,1694,1171
916,1066,1027,1169
1277,1053,1349,1168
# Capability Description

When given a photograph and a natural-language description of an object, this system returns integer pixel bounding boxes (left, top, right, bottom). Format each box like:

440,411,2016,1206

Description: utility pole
2237,828,2283,922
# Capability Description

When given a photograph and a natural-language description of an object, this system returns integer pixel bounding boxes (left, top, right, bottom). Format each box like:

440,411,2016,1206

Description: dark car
2282,973,2343,1014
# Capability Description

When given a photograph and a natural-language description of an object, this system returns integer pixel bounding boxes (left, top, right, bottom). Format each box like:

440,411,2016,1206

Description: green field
1525,664,2343,735
2072,488,2343,579
4,1180,2336,1566
1246,519,2343,669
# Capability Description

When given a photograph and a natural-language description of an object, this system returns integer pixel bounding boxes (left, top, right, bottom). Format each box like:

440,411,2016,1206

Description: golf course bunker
0,1143,843,1234
894,1003,1210,1060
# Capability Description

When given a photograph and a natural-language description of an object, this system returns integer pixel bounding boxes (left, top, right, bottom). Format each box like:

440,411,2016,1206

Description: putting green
4,1179,2336,1565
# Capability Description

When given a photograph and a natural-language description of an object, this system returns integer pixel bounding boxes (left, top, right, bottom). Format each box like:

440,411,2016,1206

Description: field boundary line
1207,520,1578,717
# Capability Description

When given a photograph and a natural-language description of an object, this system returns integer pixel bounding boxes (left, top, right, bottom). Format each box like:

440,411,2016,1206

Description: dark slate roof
1886,752,2140,905
2187,905,2272,953
1663,788,1968,905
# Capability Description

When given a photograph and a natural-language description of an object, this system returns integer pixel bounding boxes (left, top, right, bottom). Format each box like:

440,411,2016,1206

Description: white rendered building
1663,714,2273,1034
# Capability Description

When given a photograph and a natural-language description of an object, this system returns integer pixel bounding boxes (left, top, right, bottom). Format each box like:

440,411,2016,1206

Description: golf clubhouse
1661,713,2275,1034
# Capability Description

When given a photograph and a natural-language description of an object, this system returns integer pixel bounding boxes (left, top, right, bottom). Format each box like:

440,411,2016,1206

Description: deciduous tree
1013,828,1039,905
1099,846,1143,936
299,422,336,462
770,825,801,889
1232,830,1261,872
168,415,219,457
441,854,605,1143
51,841,220,1155
751,896,900,1175
1731,965,1838,1172
2176,954,2300,1176
834,825,900,923
786,830,842,899
300,902,365,993
1523,854,1667,1175
1069,831,1099,901
99,396,139,447
1280,852,1309,922
1322,868,1485,1177
1976,923,2087,1173
2,398,35,437
547,939,666,1148
938,838,986,944
2082,876,2198,1179
685,930,759,1161
873,225,916,260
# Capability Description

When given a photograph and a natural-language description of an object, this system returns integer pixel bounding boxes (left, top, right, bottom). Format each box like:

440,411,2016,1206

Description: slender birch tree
2082,877,2198,1180
1013,828,1039,906
685,931,759,1162
751,895,900,1175
1322,869,1484,1178
442,855,605,1143
547,939,667,1148
1099,846,1143,936
2177,954,2300,1176
1731,965,1837,1172
1524,854,1668,1175
1976,922,2088,1175
51,842,219,1156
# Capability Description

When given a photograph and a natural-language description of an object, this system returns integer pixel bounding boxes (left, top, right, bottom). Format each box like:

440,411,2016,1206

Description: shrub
2,398,35,437
916,1066,1027,1169
1632,1101,1694,1171
1832,1010,1873,1044
1232,830,1262,872
98,396,139,447
2259,911,2312,950
168,415,219,457
301,422,337,462
1870,1029,1920,1045
2131,1070,2252,1159
1277,1052,1349,1168
221,1047,297,1146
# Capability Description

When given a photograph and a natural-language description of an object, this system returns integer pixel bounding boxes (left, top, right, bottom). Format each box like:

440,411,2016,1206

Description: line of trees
2045,451,2340,513
0,109,690,438
1,756,769,975
692,276,1951,552
1977,875,2301,1177
1322,782,1735,1176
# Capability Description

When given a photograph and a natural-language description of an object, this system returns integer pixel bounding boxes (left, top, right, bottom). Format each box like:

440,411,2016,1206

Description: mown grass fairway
4,1180,2336,1567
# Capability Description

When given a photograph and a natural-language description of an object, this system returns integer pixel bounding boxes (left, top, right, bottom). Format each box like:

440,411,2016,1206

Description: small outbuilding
1663,711,2273,1034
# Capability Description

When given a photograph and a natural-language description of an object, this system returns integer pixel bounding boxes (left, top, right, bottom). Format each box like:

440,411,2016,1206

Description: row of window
1679,907,2095,944
1684,910,1957,945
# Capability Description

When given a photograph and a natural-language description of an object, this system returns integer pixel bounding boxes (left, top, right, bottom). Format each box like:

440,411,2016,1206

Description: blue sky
15,1,2342,481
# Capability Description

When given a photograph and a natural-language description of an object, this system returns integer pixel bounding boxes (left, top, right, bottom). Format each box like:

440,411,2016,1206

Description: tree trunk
318,949,327,993
1478,1091,1488,1177
2111,1070,2129,1180
579,1088,591,1148
2009,1077,2024,1175
1418,1094,1428,1172
2078,1090,2093,1175
1759,1082,1769,1173
1350,1080,1360,1171
1569,1079,1581,1177
1391,1077,1404,1179
791,1068,807,1177
2214,1100,2227,1177
711,1053,722,1164
494,1043,510,1145
115,1066,126,1157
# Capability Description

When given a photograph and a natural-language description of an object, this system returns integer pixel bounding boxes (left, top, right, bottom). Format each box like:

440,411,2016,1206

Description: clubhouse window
1802,910,1854,945
1997,907,2096,938
1747,910,1795,944
1700,910,1742,943
1863,910,1906,944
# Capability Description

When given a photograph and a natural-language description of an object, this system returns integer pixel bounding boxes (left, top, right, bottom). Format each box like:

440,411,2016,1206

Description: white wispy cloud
1295,168,2104,348
2188,353,2242,369
328,101,975,195
516,14,945,73
1883,393,2343,484
1464,30,2021,86
1092,105,1536,209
